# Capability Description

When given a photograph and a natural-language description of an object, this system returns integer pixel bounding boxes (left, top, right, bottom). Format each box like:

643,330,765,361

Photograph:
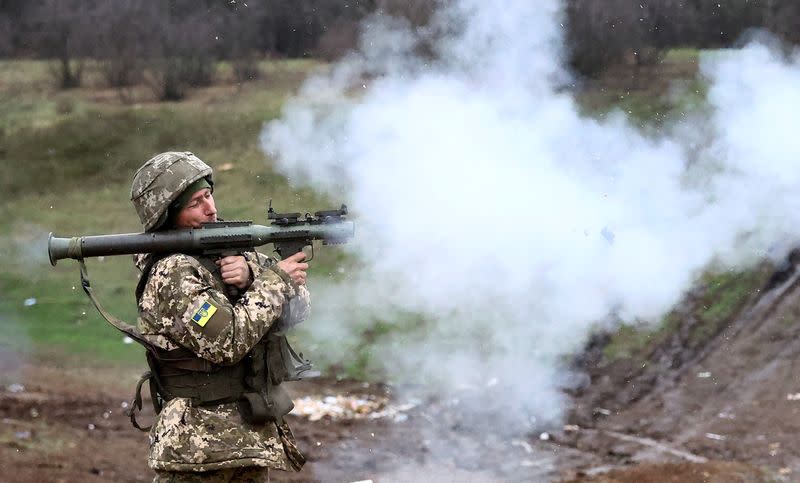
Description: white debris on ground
23,297,36,307
7,384,25,393
511,439,534,454
593,407,611,416
291,394,418,422
786,393,800,401
705,432,726,441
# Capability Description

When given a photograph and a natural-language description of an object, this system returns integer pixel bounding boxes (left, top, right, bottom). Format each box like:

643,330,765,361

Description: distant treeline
0,0,433,99
567,0,800,77
0,0,796,94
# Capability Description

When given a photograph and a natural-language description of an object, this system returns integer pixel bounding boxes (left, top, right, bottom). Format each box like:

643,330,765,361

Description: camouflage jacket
135,251,310,472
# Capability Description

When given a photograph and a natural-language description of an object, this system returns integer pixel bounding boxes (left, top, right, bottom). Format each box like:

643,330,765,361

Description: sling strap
78,258,152,347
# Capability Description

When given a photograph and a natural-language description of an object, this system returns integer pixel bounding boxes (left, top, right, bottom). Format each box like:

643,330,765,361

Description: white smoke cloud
698,44,800,254
262,1,800,432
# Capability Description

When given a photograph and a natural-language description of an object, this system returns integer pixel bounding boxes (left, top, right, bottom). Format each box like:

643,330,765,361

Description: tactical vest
128,253,315,431
73,253,316,434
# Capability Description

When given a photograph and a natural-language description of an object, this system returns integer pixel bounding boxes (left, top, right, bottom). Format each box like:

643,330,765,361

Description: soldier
129,151,310,482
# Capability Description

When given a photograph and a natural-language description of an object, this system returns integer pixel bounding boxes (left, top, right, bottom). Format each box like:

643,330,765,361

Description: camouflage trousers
153,467,270,483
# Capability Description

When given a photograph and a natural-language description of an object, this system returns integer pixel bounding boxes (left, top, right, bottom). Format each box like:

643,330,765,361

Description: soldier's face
175,188,217,228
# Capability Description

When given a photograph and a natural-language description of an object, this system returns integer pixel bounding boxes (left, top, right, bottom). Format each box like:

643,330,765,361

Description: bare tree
644,0,699,50
689,0,764,46
5,0,793,98
566,0,647,78
765,0,800,44
216,3,267,82
374,0,435,27
144,9,219,101
0,0,35,57
316,17,361,60
316,0,434,60
0,13,12,57
257,0,374,58
30,0,98,89
95,1,160,89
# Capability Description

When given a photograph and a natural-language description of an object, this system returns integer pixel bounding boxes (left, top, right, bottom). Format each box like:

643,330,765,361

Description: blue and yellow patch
191,301,217,327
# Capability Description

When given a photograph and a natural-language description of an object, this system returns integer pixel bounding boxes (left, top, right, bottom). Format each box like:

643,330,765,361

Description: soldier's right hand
276,252,309,285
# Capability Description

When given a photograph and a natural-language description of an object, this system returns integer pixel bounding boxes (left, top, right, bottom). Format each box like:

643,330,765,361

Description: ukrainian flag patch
191,301,217,328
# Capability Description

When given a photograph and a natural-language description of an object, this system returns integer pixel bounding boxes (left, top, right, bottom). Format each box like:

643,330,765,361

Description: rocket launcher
48,204,354,265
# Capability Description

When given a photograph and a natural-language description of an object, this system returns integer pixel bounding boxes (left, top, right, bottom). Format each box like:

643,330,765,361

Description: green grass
0,58,341,367
342,314,429,381
662,48,701,63
692,267,770,344
575,48,710,126
0,51,755,379
602,321,654,361
0,419,72,454
601,266,772,365
0,266,142,366
0,60,94,134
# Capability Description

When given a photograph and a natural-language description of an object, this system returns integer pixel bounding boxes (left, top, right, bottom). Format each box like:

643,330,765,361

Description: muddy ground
3,264,800,482
0,361,576,483
0,362,780,482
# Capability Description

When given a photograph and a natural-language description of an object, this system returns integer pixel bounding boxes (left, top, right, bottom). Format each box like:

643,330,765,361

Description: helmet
130,151,214,232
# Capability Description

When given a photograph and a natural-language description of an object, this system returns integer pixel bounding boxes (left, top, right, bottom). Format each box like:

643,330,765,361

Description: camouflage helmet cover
131,151,214,231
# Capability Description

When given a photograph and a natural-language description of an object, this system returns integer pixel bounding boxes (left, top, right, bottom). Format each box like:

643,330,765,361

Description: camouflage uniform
153,466,272,483
129,152,310,480
136,251,309,473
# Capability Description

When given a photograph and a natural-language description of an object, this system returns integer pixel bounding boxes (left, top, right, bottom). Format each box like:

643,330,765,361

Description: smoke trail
262,0,800,435
0,223,42,385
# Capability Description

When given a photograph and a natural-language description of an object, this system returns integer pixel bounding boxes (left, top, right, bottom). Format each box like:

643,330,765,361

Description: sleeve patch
192,301,218,327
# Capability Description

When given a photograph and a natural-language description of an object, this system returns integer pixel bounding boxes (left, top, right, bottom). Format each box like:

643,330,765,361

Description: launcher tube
48,221,355,266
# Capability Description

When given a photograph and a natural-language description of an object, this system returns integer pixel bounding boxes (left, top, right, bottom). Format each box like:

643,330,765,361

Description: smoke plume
262,0,800,432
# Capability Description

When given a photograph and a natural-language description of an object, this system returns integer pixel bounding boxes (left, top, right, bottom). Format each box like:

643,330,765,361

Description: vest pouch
266,381,295,421
266,332,320,383
238,384,295,425
238,392,268,424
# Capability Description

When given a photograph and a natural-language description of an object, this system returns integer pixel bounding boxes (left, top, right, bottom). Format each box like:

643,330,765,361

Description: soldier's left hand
216,256,252,290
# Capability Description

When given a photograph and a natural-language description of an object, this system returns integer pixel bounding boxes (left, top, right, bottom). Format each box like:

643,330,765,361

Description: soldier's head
130,151,216,232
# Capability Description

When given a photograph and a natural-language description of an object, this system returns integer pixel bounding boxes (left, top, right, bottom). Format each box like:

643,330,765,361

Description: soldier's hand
276,252,309,285
216,256,252,290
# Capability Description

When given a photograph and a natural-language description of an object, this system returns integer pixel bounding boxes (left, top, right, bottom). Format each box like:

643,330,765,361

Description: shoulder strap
80,252,242,352
78,258,152,348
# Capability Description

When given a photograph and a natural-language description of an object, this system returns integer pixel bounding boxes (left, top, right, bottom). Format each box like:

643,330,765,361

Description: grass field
0,58,341,368
0,51,748,375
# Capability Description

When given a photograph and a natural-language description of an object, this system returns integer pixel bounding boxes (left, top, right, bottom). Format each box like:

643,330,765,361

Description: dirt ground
0,360,778,483
0,362,570,483
561,265,800,483
4,260,799,482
